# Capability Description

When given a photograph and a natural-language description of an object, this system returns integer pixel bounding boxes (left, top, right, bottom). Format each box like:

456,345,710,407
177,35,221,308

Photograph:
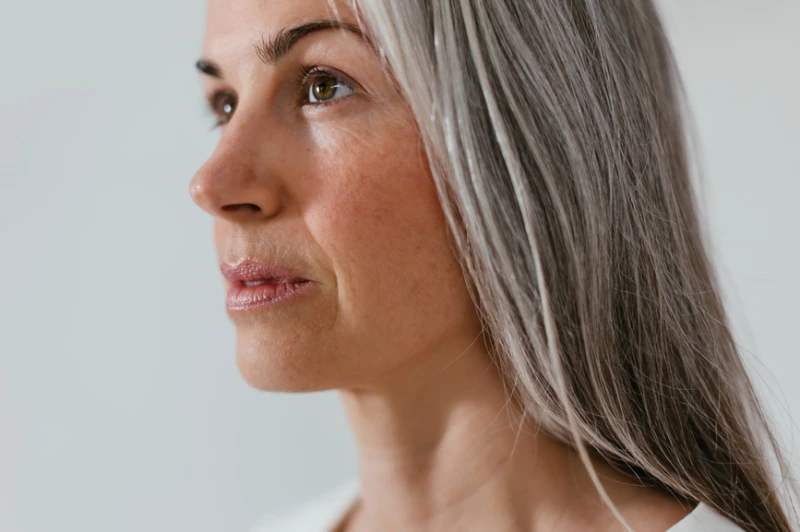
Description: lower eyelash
201,100,225,130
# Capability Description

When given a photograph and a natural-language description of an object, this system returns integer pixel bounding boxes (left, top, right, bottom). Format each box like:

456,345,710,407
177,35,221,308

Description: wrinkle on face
193,0,481,393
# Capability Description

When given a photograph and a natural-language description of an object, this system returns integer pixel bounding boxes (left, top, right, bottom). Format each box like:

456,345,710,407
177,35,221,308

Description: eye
299,67,356,106
209,91,237,127
308,74,354,104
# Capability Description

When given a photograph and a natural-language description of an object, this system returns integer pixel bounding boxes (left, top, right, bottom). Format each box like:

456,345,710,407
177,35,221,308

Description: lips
220,259,310,284
220,259,314,312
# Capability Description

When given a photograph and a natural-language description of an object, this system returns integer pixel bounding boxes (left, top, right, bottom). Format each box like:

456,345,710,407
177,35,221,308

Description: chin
233,332,342,393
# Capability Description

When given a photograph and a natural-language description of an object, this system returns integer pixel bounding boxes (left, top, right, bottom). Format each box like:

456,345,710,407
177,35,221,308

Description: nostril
221,203,261,213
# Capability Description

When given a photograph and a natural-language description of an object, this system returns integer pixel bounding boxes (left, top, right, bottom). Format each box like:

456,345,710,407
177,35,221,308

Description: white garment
250,479,744,531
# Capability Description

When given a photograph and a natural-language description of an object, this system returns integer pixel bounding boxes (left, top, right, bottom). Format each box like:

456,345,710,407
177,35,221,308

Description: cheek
311,124,471,357
328,138,443,277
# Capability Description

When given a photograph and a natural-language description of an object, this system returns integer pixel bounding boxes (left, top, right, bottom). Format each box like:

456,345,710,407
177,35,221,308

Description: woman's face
190,0,482,391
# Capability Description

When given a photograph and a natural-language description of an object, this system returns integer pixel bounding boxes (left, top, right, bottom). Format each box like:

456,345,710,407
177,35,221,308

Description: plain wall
0,1,797,530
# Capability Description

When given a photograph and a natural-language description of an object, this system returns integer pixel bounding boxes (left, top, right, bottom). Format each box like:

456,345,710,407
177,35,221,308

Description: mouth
241,279,300,287
220,260,315,312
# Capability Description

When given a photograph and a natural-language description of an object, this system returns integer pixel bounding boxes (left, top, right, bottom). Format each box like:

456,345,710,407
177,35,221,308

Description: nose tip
188,177,216,216
189,179,205,208
189,150,282,223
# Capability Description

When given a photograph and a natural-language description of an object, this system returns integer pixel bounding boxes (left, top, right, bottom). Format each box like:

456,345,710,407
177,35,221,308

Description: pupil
314,77,336,100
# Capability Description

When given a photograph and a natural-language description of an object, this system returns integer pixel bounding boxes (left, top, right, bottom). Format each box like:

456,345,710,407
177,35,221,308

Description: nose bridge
190,114,283,221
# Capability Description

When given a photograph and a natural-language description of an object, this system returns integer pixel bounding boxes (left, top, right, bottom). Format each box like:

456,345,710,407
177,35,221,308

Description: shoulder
666,502,744,532
249,480,359,532
599,479,744,532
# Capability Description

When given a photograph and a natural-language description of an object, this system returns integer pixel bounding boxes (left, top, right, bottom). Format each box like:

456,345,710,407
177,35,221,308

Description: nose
189,128,283,223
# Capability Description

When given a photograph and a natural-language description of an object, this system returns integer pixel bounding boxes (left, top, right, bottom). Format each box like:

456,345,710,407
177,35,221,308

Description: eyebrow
195,19,366,79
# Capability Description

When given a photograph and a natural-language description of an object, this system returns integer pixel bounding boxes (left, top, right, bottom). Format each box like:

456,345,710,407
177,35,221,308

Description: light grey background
0,1,797,531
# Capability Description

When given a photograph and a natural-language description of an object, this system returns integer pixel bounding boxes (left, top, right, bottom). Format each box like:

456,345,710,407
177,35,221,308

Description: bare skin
190,0,696,530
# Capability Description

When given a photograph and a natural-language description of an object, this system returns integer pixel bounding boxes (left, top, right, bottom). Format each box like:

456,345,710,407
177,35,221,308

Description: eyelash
207,66,356,129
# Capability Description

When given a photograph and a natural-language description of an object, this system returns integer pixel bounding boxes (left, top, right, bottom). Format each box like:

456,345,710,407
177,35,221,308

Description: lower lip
226,280,315,312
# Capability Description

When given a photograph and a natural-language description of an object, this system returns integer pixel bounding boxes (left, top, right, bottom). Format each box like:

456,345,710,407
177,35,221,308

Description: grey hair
339,0,799,530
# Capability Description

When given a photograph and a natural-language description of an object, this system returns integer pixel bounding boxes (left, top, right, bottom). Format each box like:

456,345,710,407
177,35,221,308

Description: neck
338,333,628,531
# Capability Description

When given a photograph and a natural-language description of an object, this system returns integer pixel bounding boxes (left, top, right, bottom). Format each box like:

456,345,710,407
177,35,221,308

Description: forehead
202,0,358,55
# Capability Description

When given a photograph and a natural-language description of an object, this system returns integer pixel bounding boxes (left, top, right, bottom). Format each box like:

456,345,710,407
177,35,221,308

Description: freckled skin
190,1,699,529
191,0,482,392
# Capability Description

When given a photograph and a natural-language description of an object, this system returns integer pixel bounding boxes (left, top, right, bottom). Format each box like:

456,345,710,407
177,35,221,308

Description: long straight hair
341,0,799,530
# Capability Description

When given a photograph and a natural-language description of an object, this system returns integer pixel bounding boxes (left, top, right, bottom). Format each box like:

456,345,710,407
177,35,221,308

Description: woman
189,0,798,530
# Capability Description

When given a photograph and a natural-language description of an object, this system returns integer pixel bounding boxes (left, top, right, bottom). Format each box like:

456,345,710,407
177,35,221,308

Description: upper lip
219,259,311,284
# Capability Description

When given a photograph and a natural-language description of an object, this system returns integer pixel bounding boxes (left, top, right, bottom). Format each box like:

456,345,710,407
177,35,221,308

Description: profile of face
190,0,483,392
